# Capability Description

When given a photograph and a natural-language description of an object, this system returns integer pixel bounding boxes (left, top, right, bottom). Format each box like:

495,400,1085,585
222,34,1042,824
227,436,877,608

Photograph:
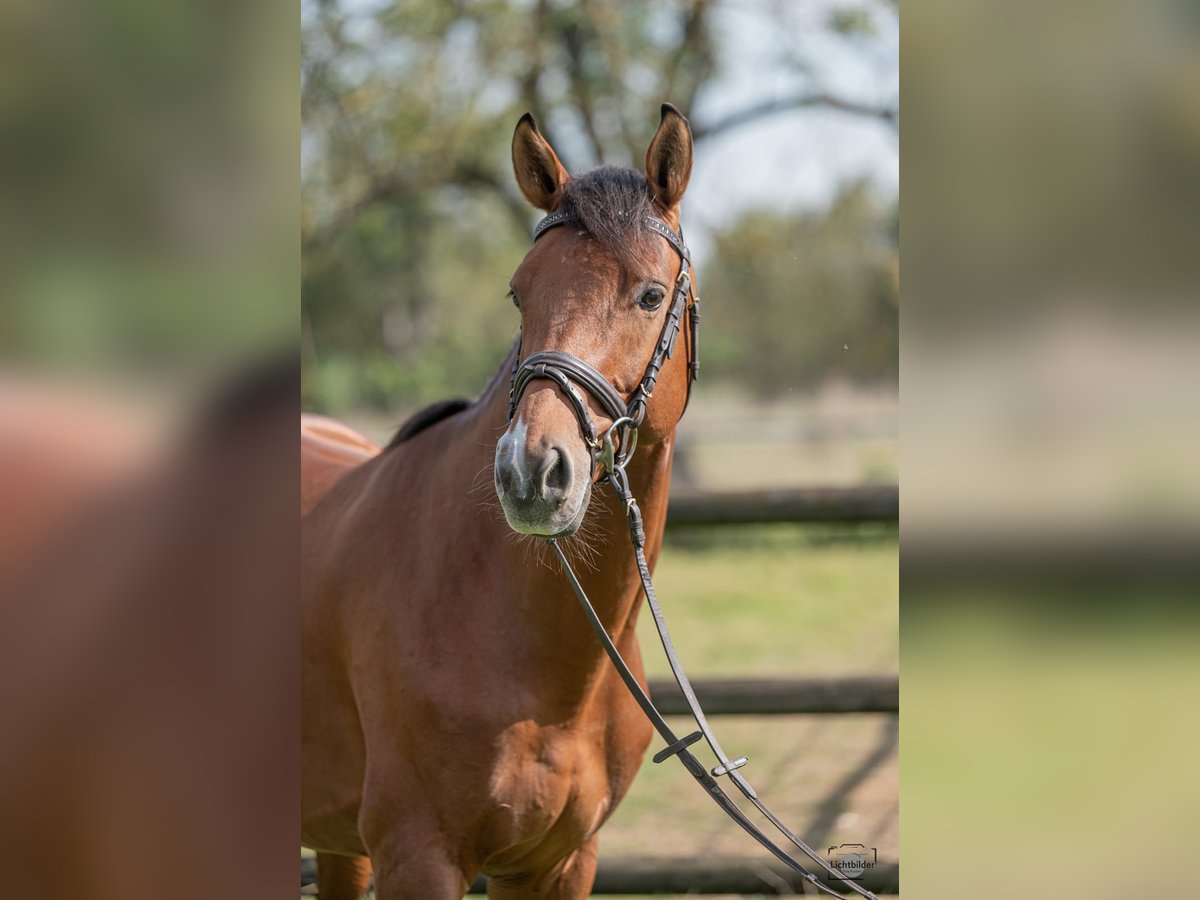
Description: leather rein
507,212,877,900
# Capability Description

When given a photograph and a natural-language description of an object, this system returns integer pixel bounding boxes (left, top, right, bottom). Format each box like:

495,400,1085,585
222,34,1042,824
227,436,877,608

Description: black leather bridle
507,210,699,477
508,211,877,900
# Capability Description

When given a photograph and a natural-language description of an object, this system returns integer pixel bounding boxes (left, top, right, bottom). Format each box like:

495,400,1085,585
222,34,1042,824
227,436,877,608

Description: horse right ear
645,103,693,213
511,113,570,212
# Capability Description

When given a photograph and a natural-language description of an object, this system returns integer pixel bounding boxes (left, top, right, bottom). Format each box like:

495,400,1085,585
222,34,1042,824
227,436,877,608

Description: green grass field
602,528,898,892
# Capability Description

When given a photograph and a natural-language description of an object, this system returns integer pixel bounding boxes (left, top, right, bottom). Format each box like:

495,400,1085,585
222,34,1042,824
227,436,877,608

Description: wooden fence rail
467,856,898,894
302,855,898,895
667,485,898,526
648,674,898,715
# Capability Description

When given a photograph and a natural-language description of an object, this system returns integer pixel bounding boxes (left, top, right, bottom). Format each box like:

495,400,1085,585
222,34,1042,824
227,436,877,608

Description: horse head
495,105,696,537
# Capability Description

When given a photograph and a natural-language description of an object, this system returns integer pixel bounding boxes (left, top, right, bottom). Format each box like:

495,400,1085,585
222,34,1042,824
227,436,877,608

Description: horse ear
644,103,693,212
511,113,570,212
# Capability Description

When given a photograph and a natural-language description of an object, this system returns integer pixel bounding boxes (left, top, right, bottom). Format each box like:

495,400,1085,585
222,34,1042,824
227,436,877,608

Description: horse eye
638,287,665,311
508,290,520,310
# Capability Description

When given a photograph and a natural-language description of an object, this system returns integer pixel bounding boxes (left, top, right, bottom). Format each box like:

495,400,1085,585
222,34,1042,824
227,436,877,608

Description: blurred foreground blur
0,0,296,897
904,0,1200,897
0,362,296,900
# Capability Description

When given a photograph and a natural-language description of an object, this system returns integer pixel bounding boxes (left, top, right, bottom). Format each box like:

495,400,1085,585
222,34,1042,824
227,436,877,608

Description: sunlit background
301,0,898,897
300,0,898,435
0,0,296,898
904,0,1200,897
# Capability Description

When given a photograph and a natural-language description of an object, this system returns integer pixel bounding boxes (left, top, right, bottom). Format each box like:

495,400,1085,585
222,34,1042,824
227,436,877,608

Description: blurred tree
301,0,897,412
702,180,898,395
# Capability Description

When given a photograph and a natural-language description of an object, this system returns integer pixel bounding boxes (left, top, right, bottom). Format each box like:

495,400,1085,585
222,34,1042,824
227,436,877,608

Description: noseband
506,210,700,477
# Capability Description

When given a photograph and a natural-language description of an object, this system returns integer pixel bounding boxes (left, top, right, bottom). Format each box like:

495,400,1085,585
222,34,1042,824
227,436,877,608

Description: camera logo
826,843,877,880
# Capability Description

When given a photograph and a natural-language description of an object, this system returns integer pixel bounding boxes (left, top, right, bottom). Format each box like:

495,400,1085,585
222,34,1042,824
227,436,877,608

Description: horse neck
463,343,677,694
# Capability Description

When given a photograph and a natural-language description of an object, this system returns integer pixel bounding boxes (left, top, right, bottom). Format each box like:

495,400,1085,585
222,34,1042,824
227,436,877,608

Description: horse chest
479,722,611,861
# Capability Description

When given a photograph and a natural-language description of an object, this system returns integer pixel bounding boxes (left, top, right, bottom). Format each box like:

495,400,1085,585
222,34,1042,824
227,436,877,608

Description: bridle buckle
598,415,636,477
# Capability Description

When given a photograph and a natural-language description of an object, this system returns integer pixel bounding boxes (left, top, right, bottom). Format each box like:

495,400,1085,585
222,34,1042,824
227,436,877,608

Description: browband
533,211,690,262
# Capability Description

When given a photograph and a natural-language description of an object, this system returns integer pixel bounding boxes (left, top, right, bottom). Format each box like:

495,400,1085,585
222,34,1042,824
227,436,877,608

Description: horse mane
384,334,522,451
385,398,472,449
556,166,657,270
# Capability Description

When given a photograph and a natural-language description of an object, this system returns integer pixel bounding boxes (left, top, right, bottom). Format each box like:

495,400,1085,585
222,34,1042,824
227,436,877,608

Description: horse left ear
512,113,570,212
645,103,693,212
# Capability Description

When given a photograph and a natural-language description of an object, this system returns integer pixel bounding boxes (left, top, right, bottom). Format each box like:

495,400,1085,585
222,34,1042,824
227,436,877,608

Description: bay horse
301,105,697,899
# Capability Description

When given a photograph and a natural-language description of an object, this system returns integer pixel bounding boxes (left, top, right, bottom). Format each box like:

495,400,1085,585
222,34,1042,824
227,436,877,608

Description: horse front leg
366,826,473,900
315,852,373,900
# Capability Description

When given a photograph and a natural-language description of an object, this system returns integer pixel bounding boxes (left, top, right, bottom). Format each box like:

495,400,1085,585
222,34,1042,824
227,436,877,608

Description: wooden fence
301,855,898,896
649,674,897,715
467,856,899,895
667,485,898,526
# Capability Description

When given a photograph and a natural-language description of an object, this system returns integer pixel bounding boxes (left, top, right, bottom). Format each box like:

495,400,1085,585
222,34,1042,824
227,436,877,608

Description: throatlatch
516,211,878,900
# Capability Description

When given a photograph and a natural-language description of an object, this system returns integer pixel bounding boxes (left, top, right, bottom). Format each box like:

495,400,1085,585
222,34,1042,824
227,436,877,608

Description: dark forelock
555,166,657,270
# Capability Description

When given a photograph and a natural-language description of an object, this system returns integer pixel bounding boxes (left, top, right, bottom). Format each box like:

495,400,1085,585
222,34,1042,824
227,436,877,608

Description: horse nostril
538,446,573,502
494,449,527,501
